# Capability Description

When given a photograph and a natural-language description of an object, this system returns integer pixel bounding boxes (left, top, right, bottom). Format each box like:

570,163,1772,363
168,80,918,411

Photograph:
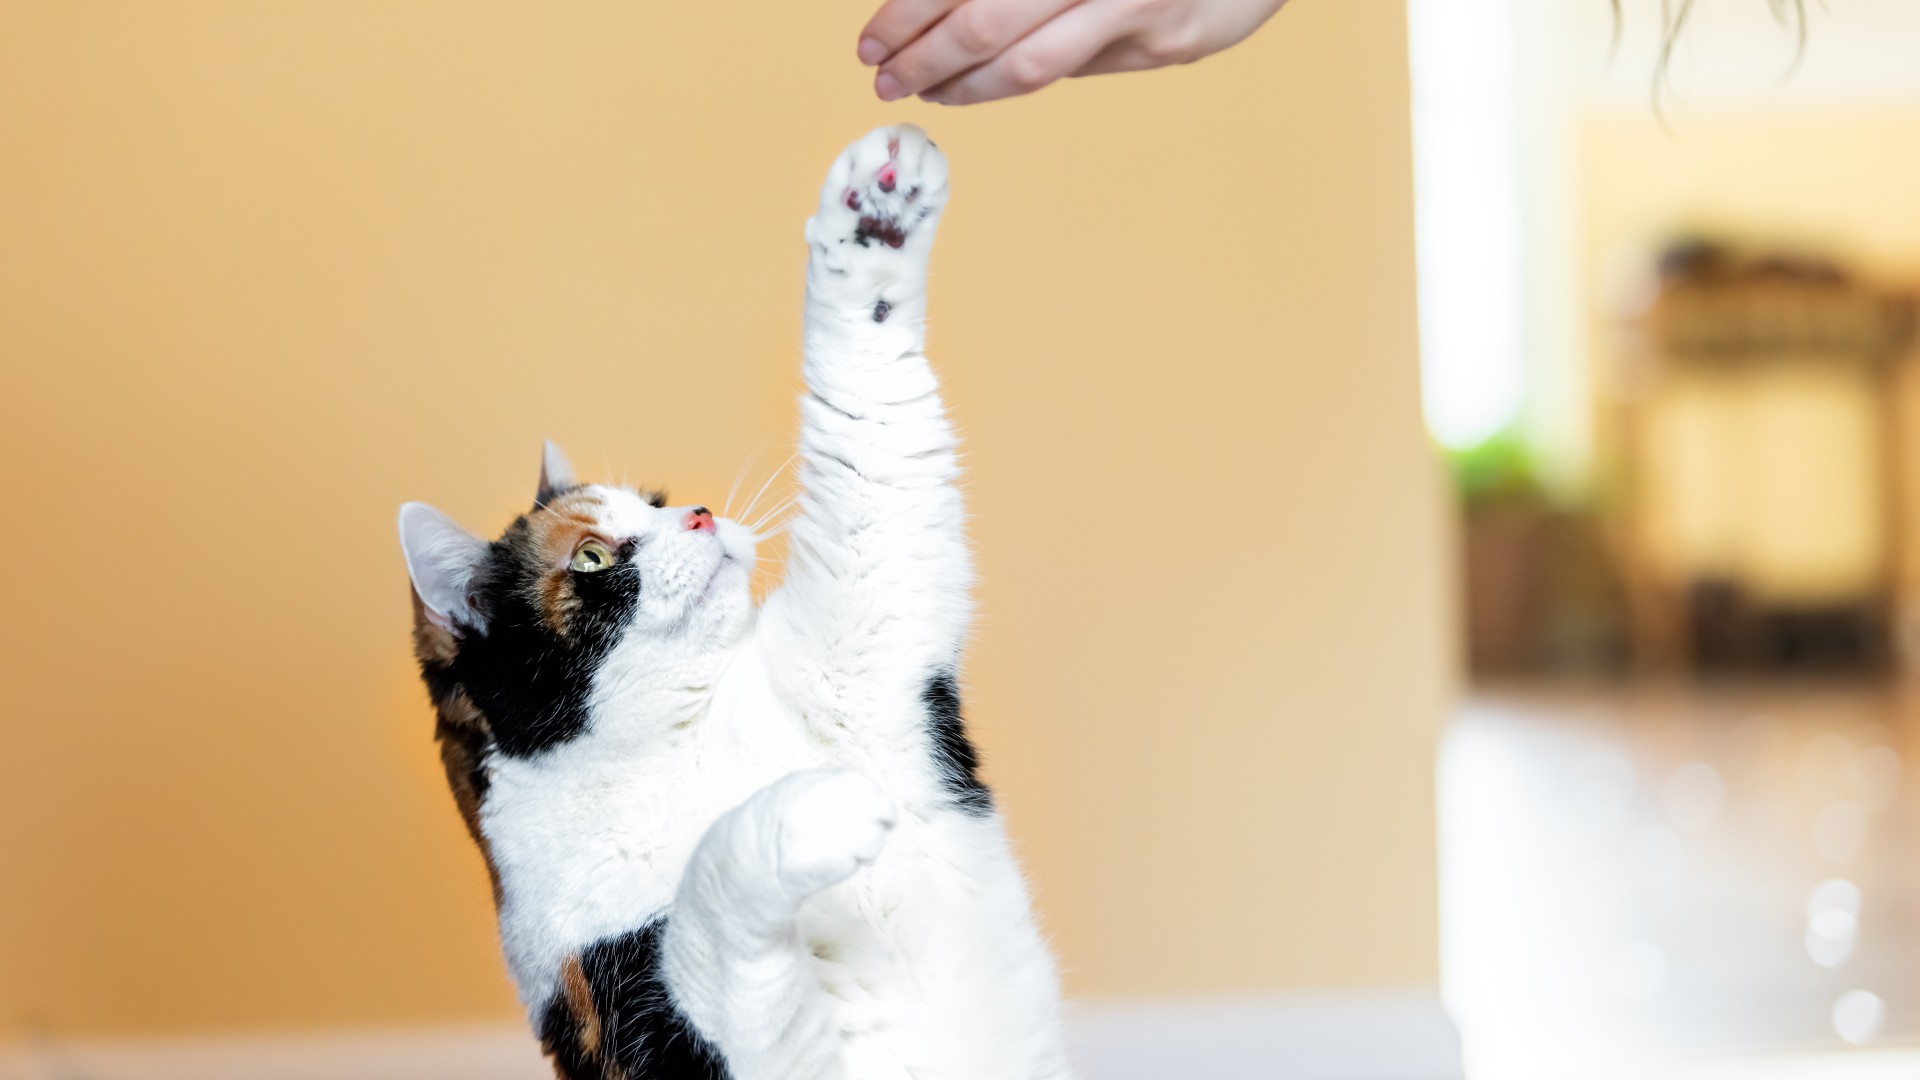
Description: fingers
857,0,964,67
872,0,1085,102
919,1,1120,105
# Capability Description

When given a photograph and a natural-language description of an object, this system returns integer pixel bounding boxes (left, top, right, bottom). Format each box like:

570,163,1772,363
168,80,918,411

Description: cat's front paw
807,125,948,288
766,768,898,901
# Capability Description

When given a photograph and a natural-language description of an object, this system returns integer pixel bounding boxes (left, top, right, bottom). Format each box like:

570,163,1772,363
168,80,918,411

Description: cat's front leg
763,125,972,739
661,769,898,1080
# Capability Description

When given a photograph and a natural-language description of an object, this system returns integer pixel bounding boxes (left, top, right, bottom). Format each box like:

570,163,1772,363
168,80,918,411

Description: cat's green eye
569,539,616,573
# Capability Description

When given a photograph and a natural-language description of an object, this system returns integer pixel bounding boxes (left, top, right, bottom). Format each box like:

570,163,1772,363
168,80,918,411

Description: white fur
419,127,1069,1079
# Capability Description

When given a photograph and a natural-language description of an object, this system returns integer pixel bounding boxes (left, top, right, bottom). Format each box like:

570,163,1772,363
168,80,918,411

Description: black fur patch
418,660,467,730
541,921,731,1080
447,524,643,758
922,668,992,815
419,668,497,796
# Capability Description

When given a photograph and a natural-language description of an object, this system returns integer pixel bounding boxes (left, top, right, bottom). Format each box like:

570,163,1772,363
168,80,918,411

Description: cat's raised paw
808,125,948,276
766,768,898,901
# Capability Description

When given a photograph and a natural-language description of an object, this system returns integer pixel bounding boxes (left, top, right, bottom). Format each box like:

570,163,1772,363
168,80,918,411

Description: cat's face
480,483,756,645
399,443,756,757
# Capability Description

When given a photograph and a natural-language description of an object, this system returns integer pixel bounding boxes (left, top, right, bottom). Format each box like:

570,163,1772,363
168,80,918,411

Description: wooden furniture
1610,242,1917,673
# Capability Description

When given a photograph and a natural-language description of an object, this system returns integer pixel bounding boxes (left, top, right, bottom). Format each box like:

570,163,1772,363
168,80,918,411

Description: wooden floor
1443,681,1920,1080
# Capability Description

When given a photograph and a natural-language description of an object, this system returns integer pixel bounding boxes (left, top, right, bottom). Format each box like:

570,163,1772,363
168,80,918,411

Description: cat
398,125,1070,1080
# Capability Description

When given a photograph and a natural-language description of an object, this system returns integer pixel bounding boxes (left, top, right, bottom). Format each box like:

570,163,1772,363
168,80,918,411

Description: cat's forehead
521,485,667,552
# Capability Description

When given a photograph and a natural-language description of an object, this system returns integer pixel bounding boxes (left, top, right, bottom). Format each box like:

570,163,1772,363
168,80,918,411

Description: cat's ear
398,502,489,635
537,440,576,506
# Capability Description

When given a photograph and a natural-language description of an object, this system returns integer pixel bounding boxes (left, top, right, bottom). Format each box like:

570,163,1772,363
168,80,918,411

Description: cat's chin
704,554,747,595
695,557,755,636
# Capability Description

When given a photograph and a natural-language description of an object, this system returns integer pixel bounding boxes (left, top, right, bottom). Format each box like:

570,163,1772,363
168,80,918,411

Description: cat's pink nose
684,507,715,533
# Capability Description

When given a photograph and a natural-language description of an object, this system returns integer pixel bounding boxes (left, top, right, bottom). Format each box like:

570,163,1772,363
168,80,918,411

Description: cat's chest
484,738,749,895
478,686,818,913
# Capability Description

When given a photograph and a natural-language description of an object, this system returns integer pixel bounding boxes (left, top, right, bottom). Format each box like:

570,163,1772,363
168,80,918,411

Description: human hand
857,0,1289,106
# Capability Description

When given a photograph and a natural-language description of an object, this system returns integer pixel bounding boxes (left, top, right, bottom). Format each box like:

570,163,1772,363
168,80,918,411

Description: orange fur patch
409,590,460,665
561,953,604,1060
522,490,610,638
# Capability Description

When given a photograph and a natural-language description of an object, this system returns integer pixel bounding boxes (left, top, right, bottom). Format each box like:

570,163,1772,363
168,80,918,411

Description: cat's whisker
746,513,793,541
736,452,797,525
723,439,775,518
746,506,795,536
750,510,794,535
755,489,802,522
745,496,799,537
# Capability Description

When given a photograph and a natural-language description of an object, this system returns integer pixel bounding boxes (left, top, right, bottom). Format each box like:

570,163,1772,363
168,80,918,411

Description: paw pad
815,124,949,262
855,215,909,250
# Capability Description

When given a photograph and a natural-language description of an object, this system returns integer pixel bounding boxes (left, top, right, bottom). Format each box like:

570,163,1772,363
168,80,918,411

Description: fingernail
857,37,888,66
875,71,904,102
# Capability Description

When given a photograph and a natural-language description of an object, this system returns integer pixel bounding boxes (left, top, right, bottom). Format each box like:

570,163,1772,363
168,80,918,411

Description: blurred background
0,2,1915,1079
1422,1,1920,1078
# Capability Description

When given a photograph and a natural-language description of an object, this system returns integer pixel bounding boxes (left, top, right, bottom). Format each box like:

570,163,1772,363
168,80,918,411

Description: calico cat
398,126,1070,1080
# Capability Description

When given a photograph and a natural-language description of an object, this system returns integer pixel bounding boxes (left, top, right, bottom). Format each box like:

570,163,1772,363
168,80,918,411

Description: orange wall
0,1,1447,1037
